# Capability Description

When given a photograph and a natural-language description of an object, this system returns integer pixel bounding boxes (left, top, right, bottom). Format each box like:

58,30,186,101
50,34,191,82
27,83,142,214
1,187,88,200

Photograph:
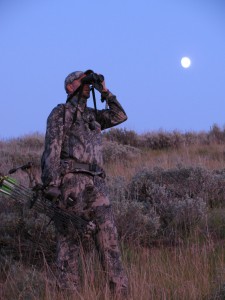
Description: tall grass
1,127,225,299
123,237,225,300
1,238,225,299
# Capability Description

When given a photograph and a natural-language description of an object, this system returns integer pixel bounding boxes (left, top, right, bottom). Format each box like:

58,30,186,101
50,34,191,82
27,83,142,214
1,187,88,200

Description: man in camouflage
41,70,128,295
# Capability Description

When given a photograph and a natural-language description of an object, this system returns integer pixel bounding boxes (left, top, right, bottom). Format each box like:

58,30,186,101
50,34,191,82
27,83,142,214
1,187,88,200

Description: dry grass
1,128,225,299
105,143,225,181
1,237,225,299
124,238,223,300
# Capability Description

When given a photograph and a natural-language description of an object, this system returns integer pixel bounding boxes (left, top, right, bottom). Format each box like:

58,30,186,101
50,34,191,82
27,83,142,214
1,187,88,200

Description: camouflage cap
64,71,84,92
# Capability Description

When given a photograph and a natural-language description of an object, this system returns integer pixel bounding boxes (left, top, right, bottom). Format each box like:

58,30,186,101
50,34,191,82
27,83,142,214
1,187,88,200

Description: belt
61,159,105,177
72,162,101,172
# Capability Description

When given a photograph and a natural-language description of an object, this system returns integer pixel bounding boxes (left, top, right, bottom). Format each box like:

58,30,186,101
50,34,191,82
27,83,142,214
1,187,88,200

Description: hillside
1,126,225,299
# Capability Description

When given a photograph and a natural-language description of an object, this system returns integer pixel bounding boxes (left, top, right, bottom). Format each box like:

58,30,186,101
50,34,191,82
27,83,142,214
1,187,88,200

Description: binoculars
81,73,104,85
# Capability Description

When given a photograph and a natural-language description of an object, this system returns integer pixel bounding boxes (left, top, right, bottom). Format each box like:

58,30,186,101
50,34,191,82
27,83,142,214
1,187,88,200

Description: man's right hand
44,186,61,201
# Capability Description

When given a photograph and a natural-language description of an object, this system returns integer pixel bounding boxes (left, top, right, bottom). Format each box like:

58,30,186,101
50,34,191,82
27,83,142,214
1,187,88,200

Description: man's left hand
44,186,61,201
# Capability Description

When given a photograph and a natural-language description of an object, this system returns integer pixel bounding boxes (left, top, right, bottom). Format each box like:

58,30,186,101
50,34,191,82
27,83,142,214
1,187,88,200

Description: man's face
68,74,90,99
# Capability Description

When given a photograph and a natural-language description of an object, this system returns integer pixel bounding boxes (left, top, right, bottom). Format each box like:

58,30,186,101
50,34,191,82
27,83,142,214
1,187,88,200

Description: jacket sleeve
96,91,128,130
41,104,65,186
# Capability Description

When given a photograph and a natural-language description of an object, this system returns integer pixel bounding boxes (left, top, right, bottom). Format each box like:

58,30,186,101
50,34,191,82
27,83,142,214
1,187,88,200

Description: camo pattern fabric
56,173,128,294
41,91,127,187
41,91,128,294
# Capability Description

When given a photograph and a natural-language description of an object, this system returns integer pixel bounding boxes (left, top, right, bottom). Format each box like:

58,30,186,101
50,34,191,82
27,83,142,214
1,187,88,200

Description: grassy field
1,127,225,299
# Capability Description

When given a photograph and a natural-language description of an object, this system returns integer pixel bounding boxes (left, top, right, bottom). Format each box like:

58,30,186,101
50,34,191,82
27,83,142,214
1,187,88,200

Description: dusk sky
1,0,225,139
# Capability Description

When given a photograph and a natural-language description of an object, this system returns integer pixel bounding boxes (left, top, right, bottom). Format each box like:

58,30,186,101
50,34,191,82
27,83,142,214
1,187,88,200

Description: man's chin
83,92,90,99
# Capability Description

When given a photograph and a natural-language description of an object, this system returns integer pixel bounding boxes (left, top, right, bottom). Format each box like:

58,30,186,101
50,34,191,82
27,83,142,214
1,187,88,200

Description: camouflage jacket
41,91,127,186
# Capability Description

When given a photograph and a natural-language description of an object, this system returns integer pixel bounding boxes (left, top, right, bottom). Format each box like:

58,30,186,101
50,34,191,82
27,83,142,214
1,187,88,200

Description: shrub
102,141,141,164
155,196,206,238
107,176,128,202
208,124,225,144
103,128,139,147
140,131,185,150
129,167,208,239
129,166,225,207
108,176,160,245
111,191,160,246
114,199,160,246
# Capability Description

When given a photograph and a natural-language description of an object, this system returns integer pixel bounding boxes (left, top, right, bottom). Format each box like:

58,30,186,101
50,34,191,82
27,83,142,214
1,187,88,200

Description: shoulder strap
61,103,75,139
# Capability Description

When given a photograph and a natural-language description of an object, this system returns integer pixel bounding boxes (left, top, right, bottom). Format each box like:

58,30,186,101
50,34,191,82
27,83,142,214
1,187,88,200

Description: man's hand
44,186,61,201
100,79,108,93
93,74,108,94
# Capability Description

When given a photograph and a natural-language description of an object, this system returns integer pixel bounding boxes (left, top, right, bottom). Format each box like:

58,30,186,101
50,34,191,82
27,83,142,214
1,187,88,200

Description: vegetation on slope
1,125,225,299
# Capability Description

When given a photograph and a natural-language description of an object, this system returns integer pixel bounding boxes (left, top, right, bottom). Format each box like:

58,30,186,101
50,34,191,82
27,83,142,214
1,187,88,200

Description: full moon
181,57,191,68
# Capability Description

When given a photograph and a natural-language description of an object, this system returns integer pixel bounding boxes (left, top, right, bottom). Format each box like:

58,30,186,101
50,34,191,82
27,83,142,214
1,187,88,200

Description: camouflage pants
55,172,128,294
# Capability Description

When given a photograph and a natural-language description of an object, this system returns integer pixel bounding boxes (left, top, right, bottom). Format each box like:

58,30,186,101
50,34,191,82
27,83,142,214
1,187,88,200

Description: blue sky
1,0,225,138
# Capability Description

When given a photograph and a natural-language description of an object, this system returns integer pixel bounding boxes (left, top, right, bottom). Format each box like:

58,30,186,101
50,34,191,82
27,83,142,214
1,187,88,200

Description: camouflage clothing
41,91,127,186
41,90,128,294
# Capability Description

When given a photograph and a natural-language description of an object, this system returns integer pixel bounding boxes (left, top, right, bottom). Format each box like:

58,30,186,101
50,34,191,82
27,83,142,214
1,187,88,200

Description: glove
44,186,61,201
93,75,107,94
93,82,103,93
